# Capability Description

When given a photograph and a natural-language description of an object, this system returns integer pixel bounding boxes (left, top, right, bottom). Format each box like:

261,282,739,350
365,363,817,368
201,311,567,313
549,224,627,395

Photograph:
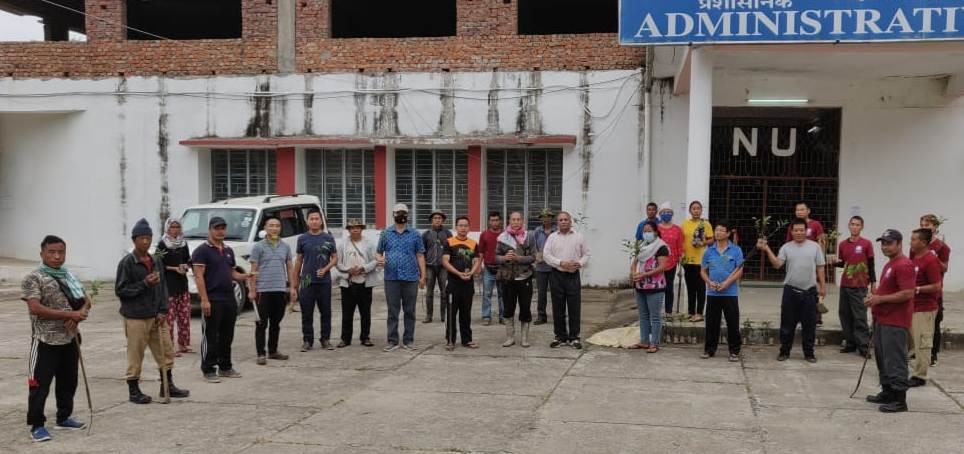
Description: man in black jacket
422,211,451,323
115,218,189,404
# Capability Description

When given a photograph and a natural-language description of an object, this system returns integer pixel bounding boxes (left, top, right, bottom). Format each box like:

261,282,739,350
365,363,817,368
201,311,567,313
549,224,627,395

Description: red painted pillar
374,145,388,227
276,147,296,195
467,145,483,231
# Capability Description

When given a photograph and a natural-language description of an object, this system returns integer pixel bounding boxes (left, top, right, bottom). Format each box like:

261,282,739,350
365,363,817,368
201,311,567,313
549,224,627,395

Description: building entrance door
709,107,841,281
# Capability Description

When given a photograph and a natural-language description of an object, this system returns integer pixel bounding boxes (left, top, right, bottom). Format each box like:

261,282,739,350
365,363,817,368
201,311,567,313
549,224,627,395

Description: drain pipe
640,47,655,211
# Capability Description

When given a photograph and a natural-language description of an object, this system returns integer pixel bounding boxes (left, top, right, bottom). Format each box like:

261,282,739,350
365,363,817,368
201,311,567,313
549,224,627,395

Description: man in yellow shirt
681,201,714,322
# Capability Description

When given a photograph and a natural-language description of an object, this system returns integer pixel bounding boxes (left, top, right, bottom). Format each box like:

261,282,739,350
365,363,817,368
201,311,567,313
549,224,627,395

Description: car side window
262,207,305,238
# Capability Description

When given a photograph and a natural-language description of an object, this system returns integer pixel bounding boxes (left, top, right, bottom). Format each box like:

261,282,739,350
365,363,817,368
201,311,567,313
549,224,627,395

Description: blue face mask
659,213,673,223
643,232,656,243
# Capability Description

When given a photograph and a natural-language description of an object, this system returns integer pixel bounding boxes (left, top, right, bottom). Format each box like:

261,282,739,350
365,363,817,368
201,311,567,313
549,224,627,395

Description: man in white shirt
542,211,591,349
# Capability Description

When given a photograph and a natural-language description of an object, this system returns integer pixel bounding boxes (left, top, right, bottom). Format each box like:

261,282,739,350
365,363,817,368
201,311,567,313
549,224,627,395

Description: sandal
627,343,650,350
690,315,704,323
445,343,456,351
463,341,479,349
646,346,660,353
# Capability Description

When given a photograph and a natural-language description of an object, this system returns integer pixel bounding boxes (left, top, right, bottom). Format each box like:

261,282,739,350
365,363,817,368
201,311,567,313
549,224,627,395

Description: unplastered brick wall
0,0,276,77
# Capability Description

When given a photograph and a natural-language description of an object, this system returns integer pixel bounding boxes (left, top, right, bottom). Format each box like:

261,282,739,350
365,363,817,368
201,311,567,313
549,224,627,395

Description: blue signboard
620,0,964,45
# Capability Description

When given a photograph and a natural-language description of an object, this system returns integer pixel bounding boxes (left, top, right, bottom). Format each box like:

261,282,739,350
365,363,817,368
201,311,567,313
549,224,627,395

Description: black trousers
838,287,870,350
255,292,286,356
27,340,78,428
663,268,677,313
202,299,237,374
684,264,706,315
932,297,944,359
704,296,741,355
503,278,534,323
550,270,582,341
874,323,909,392
340,283,373,344
446,280,474,345
535,270,551,320
779,286,817,356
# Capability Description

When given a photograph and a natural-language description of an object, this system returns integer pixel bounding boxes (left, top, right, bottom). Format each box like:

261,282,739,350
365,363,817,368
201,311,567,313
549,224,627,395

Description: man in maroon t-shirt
908,229,943,387
920,214,951,366
833,216,875,357
477,212,504,325
864,229,916,413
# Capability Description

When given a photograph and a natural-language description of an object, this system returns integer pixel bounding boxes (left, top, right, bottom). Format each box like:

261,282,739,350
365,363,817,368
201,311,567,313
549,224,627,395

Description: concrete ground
1,282,963,454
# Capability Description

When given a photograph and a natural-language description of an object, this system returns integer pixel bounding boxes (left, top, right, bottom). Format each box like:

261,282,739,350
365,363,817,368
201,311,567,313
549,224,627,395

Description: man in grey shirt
758,218,826,363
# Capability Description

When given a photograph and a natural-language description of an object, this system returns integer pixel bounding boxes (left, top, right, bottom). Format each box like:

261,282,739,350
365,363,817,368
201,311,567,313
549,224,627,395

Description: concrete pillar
277,0,296,73
685,48,713,216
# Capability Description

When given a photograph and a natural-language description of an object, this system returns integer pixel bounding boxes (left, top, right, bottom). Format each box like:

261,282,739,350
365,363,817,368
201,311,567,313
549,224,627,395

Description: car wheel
234,281,248,315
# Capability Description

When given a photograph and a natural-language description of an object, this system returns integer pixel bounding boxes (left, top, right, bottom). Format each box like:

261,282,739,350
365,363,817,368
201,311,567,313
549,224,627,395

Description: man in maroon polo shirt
865,229,915,413
908,229,943,387
833,216,875,357
920,214,951,367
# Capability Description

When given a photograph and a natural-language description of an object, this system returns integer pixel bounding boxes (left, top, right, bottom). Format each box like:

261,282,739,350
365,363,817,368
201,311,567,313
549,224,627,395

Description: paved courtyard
1,287,963,453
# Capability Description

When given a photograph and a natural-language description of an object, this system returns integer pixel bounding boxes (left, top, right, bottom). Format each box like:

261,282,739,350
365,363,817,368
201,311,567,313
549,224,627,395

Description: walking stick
159,318,172,404
849,325,875,399
74,339,93,435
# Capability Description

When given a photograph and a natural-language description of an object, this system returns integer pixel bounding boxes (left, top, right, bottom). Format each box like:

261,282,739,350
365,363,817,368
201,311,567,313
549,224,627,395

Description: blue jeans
385,280,418,346
637,291,665,346
481,267,504,320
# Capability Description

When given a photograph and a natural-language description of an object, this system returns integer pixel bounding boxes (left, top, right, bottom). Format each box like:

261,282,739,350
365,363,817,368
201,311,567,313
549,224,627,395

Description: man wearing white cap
376,204,426,351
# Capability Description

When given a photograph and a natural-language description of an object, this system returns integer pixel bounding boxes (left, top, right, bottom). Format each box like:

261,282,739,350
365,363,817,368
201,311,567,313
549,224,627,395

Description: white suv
179,194,327,314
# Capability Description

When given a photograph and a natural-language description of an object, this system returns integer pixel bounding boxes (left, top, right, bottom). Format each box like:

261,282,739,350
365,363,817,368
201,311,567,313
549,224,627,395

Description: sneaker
728,353,740,362
204,372,221,383
268,352,289,360
909,377,927,387
217,369,242,378
422,317,432,323
402,343,419,351
930,356,938,367
570,340,583,350
804,356,817,363
30,427,51,442
777,352,790,361
839,345,857,353
550,340,565,348
257,355,267,365
700,352,713,359
482,318,492,326
55,417,86,431
321,340,335,351
383,343,399,352
301,342,312,352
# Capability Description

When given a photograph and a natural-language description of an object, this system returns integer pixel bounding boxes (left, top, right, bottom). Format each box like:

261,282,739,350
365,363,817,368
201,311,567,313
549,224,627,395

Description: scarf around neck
39,264,85,299
162,217,186,249
636,238,667,268
505,224,527,246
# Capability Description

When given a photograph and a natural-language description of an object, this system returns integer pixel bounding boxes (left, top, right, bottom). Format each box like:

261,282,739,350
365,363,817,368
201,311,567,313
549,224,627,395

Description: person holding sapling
701,221,744,362
681,201,713,322
628,221,669,353
442,216,481,350
831,216,875,358
291,208,338,351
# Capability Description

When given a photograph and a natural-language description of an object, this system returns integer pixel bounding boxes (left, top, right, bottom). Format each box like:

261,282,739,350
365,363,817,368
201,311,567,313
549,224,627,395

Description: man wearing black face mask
376,204,427,351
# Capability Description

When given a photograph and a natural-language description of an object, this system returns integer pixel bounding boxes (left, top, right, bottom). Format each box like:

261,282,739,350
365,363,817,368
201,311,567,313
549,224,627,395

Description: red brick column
374,145,388,227
85,0,126,42
467,145,483,231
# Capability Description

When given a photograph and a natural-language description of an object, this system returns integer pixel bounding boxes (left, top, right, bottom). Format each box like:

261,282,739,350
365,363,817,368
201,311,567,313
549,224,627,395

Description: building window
305,149,376,230
486,149,563,230
331,0,456,38
0,2,87,42
395,149,468,229
518,0,618,35
212,150,276,201
126,0,241,40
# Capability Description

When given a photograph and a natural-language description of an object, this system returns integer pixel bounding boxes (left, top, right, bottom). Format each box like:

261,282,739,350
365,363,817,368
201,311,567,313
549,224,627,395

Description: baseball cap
209,216,228,228
875,229,902,242
393,203,409,213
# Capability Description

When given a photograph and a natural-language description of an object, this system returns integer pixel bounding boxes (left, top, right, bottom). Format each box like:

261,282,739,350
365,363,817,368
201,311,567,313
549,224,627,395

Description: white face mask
643,232,656,244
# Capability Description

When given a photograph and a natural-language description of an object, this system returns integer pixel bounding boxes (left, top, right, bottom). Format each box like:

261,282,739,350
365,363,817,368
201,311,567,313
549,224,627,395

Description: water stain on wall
516,71,543,135
157,77,171,222
245,78,271,137
373,73,401,137
486,70,500,134
303,74,315,136
437,72,456,137
579,72,593,197
116,77,129,236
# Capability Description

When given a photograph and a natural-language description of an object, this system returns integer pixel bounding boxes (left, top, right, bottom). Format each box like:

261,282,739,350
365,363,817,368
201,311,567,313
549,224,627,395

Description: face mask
394,214,408,224
643,232,656,244
659,213,673,223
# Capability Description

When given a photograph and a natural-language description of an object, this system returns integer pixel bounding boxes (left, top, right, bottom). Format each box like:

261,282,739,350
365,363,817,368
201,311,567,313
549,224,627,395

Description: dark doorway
709,107,841,281
518,0,618,35
126,0,241,40
331,0,456,38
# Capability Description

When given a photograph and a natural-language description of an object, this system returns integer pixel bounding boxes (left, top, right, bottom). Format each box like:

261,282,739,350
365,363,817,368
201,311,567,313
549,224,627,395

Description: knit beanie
131,218,153,239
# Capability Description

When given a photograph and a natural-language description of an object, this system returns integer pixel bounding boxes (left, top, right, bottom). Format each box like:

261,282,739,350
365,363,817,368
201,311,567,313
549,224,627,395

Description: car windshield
180,208,256,241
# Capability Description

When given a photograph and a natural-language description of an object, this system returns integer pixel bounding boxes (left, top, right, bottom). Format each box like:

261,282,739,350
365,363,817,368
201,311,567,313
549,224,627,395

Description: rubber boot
866,386,894,404
502,319,516,347
521,323,530,348
127,379,152,404
160,370,190,399
879,390,908,413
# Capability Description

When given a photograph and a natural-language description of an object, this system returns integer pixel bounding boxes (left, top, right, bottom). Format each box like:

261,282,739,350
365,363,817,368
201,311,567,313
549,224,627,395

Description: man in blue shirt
377,204,426,351
532,209,556,325
700,221,744,362
291,208,338,352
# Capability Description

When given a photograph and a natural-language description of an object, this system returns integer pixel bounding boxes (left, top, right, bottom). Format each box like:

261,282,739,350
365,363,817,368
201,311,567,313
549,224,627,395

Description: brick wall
0,0,643,78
